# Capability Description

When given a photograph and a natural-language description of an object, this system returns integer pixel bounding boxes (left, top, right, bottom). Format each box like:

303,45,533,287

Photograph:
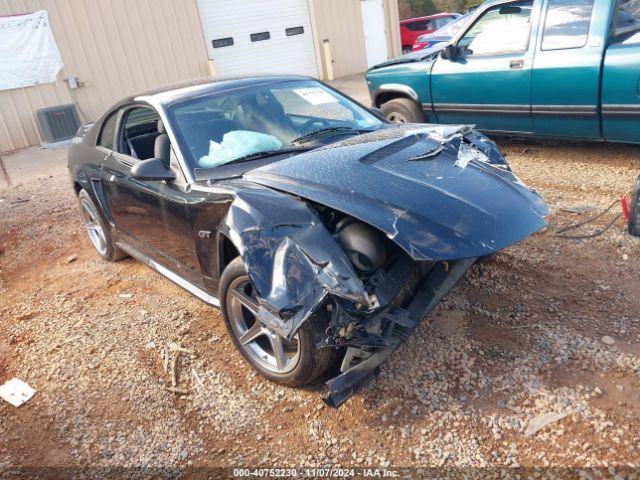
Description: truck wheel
629,174,640,237
220,257,335,387
402,46,413,54
381,98,426,124
78,189,127,262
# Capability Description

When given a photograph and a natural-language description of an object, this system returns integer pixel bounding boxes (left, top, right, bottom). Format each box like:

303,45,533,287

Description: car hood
367,42,448,70
244,125,549,261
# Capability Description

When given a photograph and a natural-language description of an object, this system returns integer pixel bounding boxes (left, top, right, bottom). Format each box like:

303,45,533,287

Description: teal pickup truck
366,0,640,144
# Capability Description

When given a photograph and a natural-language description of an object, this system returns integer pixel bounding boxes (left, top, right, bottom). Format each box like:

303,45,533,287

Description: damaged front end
222,124,548,407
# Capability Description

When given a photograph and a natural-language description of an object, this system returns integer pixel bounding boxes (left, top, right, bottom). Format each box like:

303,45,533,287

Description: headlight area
313,207,478,408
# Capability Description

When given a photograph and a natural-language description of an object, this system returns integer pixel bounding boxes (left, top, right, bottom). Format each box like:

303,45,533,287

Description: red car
400,13,460,53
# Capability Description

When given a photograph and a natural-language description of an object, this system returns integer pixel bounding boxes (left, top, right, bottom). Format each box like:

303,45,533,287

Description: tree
408,0,437,15
399,0,484,19
398,0,413,19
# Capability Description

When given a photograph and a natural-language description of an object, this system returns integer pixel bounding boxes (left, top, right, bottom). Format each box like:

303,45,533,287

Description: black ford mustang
68,76,548,407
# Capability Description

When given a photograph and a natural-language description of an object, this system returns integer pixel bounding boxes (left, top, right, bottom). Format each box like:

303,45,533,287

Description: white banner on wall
0,10,63,91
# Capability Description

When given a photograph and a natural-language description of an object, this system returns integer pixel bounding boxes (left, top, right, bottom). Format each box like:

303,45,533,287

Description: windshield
168,80,383,170
431,12,472,38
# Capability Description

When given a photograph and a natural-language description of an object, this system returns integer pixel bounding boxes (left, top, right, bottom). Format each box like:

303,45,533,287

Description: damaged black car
68,76,549,407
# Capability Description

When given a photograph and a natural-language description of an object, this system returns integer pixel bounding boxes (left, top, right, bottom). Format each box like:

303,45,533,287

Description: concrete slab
0,145,69,186
328,74,371,106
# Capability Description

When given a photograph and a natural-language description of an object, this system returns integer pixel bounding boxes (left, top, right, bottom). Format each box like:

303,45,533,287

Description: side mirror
440,44,457,60
130,157,176,182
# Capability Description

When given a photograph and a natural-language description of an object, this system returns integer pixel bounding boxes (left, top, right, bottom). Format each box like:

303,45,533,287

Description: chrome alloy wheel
79,197,108,256
226,276,300,374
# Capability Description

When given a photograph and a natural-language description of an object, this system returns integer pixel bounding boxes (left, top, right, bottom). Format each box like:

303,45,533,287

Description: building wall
310,0,368,79
383,0,402,58
309,0,401,80
0,0,209,153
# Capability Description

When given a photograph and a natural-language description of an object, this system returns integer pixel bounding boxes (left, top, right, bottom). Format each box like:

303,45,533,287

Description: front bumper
323,257,477,408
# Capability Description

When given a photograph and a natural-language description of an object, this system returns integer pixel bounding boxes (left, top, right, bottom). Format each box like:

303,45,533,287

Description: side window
406,20,428,31
97,112,117,150
118,107,161,160
615,0,640,35
542,0,594,50
459,1,533,56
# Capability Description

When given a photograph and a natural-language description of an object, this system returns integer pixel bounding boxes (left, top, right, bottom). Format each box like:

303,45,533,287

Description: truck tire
629,174,640,237
381,98,427,124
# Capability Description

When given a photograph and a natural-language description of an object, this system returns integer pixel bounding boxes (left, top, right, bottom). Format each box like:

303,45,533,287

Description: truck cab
367,0,640,144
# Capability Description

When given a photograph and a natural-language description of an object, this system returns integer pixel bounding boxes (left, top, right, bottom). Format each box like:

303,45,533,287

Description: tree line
399,0,483,18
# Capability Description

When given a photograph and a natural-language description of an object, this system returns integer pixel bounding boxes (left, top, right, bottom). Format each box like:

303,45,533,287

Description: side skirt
115,241,220,307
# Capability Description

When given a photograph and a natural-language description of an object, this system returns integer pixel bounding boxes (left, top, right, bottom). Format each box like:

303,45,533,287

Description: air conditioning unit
36,104,80,144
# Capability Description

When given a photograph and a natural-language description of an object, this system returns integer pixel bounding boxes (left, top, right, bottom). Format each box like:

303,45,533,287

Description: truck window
614,0,640,35
541,0,594,50
458,1,533,56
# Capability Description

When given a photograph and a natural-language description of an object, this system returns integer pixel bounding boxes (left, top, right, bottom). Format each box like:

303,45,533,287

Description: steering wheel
299,118,331,136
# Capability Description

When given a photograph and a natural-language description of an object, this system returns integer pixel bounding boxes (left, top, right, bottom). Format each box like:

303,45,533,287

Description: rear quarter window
97,112,117,150
541,0,594,50
615,0,640,35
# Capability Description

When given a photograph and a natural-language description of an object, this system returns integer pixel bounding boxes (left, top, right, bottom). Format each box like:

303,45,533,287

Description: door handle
510,59,524,70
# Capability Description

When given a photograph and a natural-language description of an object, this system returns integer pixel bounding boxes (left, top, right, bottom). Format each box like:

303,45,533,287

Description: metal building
0,0,400,153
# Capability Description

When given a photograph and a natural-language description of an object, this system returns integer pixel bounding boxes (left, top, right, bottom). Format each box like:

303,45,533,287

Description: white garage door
196,0,319,78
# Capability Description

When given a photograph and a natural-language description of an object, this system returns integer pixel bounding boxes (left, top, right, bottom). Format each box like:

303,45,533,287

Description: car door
602,0,640,144
532,0,601,139
430,0,538,133
156,147,210,287
101,105,167,257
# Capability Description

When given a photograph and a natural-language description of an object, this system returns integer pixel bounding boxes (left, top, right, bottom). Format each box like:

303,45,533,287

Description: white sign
293,87,339,106
0,378,36,407
0,10,64,91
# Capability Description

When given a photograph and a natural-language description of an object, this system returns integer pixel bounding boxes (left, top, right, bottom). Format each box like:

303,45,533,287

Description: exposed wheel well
219,234,240,276
375,91,417,109
73,182,82,196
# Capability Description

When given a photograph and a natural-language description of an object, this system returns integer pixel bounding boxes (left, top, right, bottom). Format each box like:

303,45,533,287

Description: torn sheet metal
245,124,549,262
0,378,36,407
323,257,477,408
221,186,370,339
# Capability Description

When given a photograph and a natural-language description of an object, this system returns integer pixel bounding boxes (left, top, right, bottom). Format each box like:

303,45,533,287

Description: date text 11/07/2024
232,467,401,477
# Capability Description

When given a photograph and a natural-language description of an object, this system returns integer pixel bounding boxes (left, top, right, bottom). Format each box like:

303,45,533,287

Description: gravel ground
1,138,639,477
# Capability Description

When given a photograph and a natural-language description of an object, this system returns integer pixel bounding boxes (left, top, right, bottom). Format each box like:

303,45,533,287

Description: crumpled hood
367,42,447,70
245,125,549,261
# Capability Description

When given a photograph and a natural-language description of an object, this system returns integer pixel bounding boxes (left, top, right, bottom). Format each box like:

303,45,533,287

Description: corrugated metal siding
309,0,400,79
0,0,209,153
383,0,401,58
310,0,368,79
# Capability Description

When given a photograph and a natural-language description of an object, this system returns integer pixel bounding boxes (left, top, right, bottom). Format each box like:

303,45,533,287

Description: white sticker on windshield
293,87,339,105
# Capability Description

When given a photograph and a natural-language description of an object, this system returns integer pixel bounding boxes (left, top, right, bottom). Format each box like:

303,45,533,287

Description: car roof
123,75,315,107
400,12,459,24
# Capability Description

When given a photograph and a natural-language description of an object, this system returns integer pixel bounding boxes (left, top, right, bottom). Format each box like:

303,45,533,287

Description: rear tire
381,98,427,124
402,45,413,54
220,257,335,387
78,189,127,262
629,174,640,237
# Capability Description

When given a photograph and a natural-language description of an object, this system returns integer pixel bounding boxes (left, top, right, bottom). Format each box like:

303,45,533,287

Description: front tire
381,98,427,124
220,257,334,386
78,189,126,262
